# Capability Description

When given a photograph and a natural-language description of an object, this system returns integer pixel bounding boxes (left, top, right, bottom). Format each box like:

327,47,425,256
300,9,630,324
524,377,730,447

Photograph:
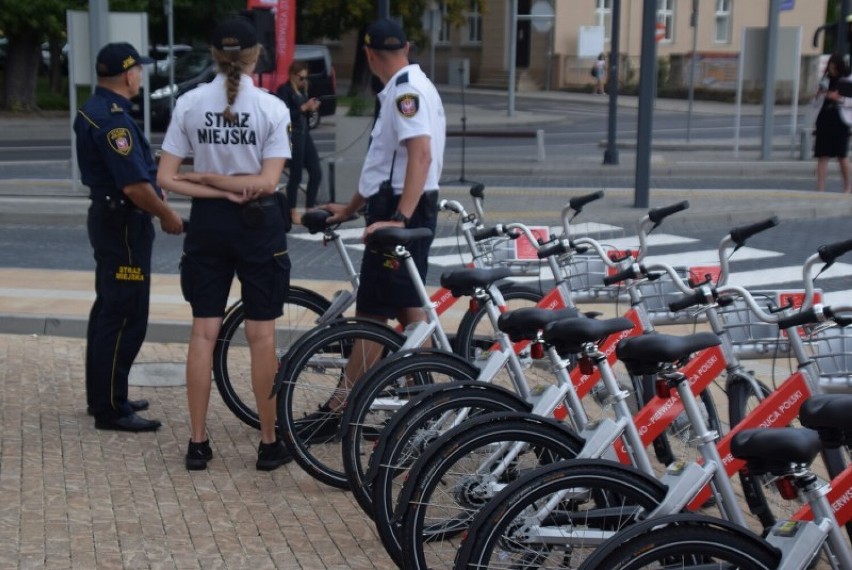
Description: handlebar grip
777,308,821,330
537,240,568,259
729,216,779,246
818,238,852,264
602,265,638,286
648,200,689,224
568,190,604,211
469,183,485,199
669,290,706,313
473,225,502,241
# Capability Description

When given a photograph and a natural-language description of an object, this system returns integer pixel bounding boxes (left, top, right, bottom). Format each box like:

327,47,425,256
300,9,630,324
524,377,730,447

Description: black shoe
94,412,161,432
186,439,213,471
256,439,292,471
87,399,149,416
294,404,341,443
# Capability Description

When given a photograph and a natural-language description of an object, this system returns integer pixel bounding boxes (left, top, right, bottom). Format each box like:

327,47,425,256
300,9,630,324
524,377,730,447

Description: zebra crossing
288,220,852,306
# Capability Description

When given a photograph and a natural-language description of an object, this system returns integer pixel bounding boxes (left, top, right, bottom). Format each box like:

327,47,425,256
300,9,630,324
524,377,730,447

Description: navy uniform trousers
85,203,155,420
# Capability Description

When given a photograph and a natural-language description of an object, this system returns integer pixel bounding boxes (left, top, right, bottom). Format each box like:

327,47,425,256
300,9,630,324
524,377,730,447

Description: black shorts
180,198,291,321
356,191,438,318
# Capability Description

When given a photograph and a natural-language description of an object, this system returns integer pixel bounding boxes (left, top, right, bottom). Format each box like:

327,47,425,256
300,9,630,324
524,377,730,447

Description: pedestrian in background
814,52,852,193
157,17,293,471
74,42,183,432
276,60,322,225
594,53,606,95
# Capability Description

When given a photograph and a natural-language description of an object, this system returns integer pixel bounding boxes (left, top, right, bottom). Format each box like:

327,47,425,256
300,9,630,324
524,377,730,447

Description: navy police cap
96,42,153,77
211,17,259,52
364,18,407,51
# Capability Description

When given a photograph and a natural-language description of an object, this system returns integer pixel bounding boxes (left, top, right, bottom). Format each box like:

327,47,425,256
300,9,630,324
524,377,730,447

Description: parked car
131,44,336,129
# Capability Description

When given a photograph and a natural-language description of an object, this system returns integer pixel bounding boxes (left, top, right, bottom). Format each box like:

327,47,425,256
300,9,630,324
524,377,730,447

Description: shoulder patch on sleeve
395,72,409,86
106,127,133,156
396,94,419,118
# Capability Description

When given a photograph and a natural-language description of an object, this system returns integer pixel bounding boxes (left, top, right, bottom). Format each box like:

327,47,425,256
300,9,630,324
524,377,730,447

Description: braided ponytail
211,45,261,123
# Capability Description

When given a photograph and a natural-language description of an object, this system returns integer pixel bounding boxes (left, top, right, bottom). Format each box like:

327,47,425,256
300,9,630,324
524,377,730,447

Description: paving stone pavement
0,334,397,570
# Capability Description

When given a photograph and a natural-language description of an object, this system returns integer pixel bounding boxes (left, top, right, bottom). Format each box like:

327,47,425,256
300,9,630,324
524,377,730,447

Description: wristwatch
390,210,409,226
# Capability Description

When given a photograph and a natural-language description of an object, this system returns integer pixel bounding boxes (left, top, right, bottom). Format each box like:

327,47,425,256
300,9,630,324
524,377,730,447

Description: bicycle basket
637,266,693,324
808,325,852,382
717,291,789,360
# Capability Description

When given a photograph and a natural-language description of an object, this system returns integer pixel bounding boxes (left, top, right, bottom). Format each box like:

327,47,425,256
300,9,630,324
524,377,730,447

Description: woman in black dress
276,61,322,223
815,52,852,193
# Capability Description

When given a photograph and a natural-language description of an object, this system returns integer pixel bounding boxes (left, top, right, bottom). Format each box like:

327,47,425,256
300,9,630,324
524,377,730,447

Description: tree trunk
4,32,42,112
47,37,65,95
348,25,374,97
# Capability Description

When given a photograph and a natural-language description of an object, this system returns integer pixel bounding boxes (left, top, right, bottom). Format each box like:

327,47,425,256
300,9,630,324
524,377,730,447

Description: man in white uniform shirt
317,18,446,430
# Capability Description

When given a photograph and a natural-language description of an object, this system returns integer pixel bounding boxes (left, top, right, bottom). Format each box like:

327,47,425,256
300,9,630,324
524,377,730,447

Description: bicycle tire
212,286,330,429
340,349,481,511
369,383,531,566
455,458,668,570
276,318,405,488
454,284,543,360
577,514,779,570
398,412,586,570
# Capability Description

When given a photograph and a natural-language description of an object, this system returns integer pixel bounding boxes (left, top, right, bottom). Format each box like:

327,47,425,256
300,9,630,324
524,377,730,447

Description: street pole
760,0,781,160
840,0,851,57
378,0,390,19
508,0,518,117
603,0,621,165
88,0,109,93
686,0,698,142
634,0,657,208
166,0,175,112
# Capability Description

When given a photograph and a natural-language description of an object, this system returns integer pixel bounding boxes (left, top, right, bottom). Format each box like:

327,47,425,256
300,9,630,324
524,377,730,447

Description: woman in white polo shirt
157,17,292,471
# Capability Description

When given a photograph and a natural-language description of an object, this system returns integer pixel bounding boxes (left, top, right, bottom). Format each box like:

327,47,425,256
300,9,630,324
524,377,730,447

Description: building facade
328,0,828,94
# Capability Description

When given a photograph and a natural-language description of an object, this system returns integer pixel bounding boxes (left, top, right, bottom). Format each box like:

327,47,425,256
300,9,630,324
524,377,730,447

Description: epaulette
395,72,409,86
110,102,124,114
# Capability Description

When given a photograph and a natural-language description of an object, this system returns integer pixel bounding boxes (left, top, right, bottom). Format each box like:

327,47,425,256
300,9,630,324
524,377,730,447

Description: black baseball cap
211,17,259,52
364,18,407,51
96,42,153,77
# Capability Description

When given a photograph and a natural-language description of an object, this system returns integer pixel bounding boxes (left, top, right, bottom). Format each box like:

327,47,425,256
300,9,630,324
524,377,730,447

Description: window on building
715,0,732,43
437,2,451,44
595,0,612,41
464,1,482,44
657,0,674,43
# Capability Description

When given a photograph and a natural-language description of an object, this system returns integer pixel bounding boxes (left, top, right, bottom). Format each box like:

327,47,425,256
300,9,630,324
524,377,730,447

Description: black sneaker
186,439,213,471
256,439,292,471
294,404,341,443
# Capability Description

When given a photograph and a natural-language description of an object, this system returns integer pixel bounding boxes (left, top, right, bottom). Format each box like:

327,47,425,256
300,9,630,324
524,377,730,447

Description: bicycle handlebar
602,264,638,286
777,303,852,330
469,183,485,199
439,199,468,217
668,289,710,313
568,190,605,212
729,216,779,247
648,200,689,225
818,238,852,265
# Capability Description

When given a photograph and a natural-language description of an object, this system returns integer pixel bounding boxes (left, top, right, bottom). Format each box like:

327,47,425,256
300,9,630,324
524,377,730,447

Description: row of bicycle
217,186,852,568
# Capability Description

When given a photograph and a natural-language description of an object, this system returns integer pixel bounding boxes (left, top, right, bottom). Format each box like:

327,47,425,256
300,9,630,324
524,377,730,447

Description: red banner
247,0,296,90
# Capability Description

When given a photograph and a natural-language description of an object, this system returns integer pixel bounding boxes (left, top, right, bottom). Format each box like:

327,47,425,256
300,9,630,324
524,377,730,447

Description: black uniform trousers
286,128,322,210
85,203,154,420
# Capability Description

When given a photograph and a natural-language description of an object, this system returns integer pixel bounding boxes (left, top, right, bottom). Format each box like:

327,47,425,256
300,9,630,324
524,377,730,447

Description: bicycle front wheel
276,319,405,488
213,286,330,429
399,412,586,570
455,459,667,570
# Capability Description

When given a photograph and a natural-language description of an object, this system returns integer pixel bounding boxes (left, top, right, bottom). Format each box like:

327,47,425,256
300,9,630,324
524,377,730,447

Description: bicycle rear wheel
213,286,330,429
341,349,481,514
455,459,667,570
370,383,531,566
398,412,585,570
276,319,405,488
577,514,779,570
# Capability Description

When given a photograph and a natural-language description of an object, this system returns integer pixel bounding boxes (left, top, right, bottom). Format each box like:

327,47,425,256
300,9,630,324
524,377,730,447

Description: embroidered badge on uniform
396,94,419,118
110,103,123,114
107,128,133,156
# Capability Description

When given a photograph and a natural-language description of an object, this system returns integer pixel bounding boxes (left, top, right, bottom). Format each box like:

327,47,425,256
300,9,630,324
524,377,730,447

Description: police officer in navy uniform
321,18,446,428
74,42,184,431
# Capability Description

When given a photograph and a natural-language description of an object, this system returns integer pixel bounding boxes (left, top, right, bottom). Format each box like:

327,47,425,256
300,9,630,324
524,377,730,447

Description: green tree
298,0,482,96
